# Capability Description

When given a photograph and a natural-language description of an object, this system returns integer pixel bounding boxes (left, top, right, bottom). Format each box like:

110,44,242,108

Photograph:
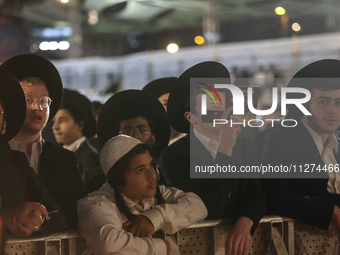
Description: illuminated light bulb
195,36,205,45
292,23,301,32
167,43,179,53
275,6,286,16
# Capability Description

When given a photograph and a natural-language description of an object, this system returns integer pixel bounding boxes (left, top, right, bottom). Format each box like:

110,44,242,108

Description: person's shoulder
78,183,117,207
265,124,298,142
8,149,27,160
78,138,101,155
42,140,75,156
162,134,188,155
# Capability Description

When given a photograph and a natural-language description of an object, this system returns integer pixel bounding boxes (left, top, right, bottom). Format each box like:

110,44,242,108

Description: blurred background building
1,0,340,100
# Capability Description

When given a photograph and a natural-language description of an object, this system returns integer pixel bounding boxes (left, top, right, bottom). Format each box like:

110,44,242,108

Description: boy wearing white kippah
77,135,207,255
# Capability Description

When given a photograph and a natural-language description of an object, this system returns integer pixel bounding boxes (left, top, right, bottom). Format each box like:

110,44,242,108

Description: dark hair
311,83,340,92
59,104,91,137
106,143,165,221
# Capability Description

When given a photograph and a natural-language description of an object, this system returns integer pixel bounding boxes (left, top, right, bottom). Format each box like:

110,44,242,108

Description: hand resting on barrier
225,216,253,255
123,214,155,238
0,202,48,237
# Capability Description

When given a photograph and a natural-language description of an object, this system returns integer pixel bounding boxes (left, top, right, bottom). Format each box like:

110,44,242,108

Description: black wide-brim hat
167,61,231,133
142,77,178,99
0,54,63,123
61,89,96,138
287,59,340,118
0,69,26,141
97,90,170,158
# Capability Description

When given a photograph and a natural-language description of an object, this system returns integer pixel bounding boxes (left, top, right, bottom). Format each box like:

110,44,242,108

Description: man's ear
1,120,7,135
77,120,85,132
184,111,197,124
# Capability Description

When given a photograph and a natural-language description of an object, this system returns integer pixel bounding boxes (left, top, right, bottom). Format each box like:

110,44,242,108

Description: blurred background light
58,41,70,50
292,22,301,32
194,36,205,45
88,10,99,25
275,7,286,16
167,43,179,53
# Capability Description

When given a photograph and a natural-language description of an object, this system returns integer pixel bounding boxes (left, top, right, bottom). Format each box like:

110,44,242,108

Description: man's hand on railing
0,202,48,237
225,216,253,255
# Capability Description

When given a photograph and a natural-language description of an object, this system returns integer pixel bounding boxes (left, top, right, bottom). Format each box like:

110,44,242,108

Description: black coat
160,131,266,231
38,140,87,229
0,149,37,209
75,138,101,177
0,139,68,235
261,121,340,230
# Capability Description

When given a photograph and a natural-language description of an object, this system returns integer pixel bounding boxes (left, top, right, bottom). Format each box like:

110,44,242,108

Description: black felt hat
167,61,231,133
0,54,63,123
0,69,26,141
142,77,178,99
287,59,340,118
97,90,170,158
61,89,96,138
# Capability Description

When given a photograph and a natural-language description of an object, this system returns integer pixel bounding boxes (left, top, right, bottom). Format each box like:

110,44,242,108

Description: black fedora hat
0,54,63,123
97,90,170,158
142,77,178,99
61,89,96,138
0,69,26,141
167,61,230,133
287,59,340,118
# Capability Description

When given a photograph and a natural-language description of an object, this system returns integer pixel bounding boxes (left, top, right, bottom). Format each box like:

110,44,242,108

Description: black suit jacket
39,140,87,229
0,149,36,209
0,139,68,235
262,121,340,230
160,131,266,231
75,139,101,177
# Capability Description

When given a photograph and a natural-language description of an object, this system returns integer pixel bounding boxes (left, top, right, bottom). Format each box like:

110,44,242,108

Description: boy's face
304,89,340,135
52,109,83,146
119,117,155,146
120,151,157,204
158,93,170,111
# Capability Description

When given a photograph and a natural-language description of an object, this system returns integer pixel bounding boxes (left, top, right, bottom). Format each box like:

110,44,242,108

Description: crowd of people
0,54,340,255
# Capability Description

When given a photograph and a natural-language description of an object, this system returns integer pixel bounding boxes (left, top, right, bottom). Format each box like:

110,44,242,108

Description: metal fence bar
4,216,294,255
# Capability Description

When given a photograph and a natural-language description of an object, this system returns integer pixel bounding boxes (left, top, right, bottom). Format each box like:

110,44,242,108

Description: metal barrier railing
4,216,296,255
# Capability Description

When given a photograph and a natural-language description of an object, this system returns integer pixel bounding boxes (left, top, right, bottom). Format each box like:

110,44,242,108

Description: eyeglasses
120,127,151,137
26,96,52,108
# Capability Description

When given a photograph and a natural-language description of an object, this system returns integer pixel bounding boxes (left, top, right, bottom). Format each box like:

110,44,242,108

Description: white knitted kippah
100,134,143,176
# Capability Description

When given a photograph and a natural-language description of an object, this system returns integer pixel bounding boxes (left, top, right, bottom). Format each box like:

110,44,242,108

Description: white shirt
168,133,186,146
193,128,219,159
302,119,340,194
9,136,43,174
77,183,207,255
63,136,86,152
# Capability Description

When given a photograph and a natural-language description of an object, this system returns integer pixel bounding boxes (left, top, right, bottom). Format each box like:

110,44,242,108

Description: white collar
302,119,338,153
9,135,43,155
193,128,219,159
64,136,86,152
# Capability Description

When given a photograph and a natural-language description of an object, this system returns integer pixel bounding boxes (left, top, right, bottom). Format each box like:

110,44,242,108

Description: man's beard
21,120,48,135
144,136,155,147
307,116,339,134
